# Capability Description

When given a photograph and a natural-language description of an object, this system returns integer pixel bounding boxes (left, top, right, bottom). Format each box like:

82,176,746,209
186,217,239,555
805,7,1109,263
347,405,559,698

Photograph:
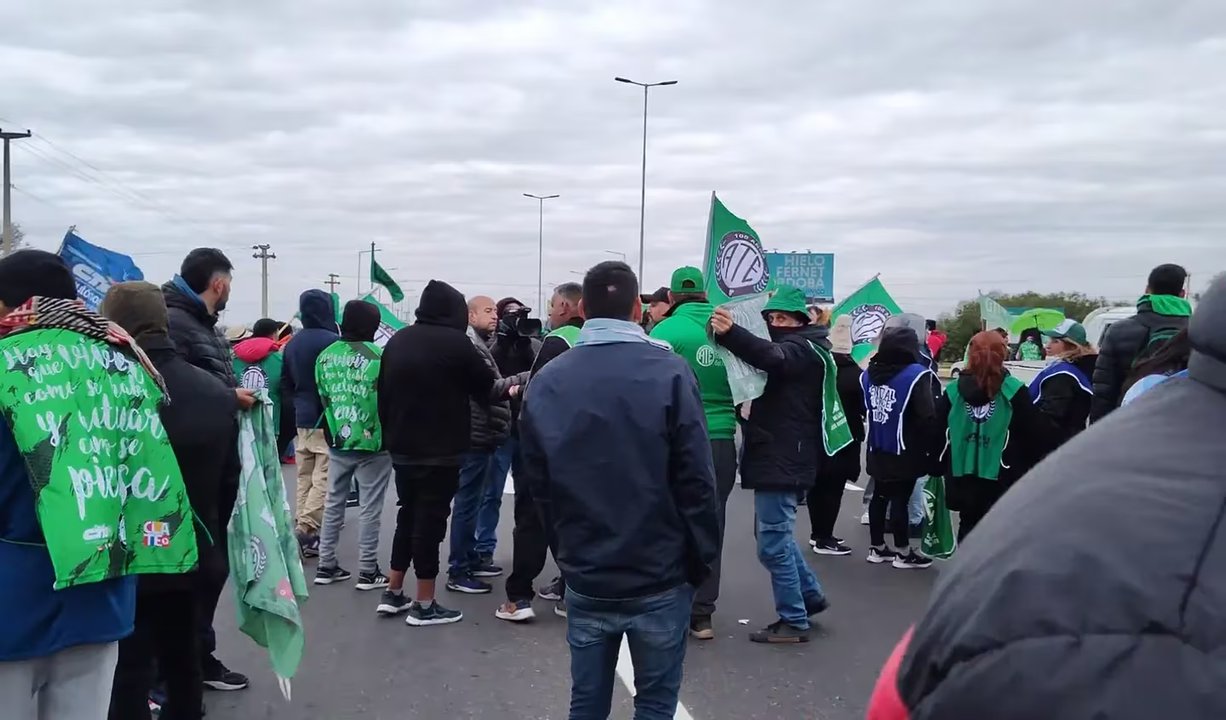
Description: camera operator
472,298,542,569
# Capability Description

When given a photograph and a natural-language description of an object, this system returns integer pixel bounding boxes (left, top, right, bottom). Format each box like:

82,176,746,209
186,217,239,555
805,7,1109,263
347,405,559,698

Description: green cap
762,285,810,321
670,266,705,293
1045,319,1088,346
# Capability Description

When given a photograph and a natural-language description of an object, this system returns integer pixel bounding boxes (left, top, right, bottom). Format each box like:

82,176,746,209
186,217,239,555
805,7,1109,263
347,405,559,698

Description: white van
1082,306,1136,347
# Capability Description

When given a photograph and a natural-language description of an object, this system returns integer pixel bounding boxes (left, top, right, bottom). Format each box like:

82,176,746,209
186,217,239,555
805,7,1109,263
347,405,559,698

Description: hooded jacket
868,277,1226,720
283,290,340,428
715,319,830,492
468,327,526,450
864,327,940,481
378,280,496,463
1090,295,1191,422
162,277,237,387
1033,353,1097,449
650,299,737,440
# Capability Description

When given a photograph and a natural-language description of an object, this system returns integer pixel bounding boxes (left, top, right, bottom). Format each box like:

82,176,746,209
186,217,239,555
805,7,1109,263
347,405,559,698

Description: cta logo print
142,520,172,548
715,231,769,298
850,304,890,346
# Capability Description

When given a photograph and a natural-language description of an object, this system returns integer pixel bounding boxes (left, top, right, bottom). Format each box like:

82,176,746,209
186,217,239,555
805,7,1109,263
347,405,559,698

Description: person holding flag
649,266,738,640
1030,320,1098,448
711,285,846,644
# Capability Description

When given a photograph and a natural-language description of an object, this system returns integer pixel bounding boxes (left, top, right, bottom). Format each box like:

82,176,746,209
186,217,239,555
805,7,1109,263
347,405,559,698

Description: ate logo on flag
851,304,890,346
715,231,769,298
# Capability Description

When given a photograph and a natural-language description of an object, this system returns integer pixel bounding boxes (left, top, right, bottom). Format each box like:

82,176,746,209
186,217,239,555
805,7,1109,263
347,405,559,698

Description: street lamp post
523,193,559,314
604,250,627,262
615,77,677,285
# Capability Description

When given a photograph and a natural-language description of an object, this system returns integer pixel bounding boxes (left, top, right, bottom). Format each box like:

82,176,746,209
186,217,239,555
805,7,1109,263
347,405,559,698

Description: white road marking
616,637,696,720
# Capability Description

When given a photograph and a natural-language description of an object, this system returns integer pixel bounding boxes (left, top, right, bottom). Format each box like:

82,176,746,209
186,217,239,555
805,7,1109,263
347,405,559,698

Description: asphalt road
206,470,937,720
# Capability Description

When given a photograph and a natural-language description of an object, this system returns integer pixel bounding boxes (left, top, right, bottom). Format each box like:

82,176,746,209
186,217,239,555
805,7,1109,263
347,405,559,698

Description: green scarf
1140,294,1192,317
0,328,197,589
807,341,854,456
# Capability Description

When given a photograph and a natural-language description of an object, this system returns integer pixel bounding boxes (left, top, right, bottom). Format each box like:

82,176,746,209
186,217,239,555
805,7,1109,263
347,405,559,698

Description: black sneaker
804,593,830,617
296,530,319,559
472,561,503,578
812,538,852,556
346,488,360,508
201,656,249,691
749,620,810,644
405,601,463,626
355,567,390,591
893,550,933,570
867,546,898,564
538,576,563,601
376,590,411,616
445,575,492,594
314,565,351,585
689,616,714,640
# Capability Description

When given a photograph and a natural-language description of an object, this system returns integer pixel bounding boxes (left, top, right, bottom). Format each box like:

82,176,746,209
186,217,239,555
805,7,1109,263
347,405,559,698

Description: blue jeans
474,435,517,557
754,490,823,628
566,584,694,720
908,476,927,526
447,450,494,578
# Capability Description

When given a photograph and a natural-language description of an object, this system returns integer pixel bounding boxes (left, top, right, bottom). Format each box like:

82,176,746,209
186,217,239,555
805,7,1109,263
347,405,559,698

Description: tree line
934,291,1109,363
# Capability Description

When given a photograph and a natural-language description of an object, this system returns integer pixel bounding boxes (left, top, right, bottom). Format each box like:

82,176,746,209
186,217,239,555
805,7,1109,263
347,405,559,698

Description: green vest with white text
315,340,383,452
946,375,1024,481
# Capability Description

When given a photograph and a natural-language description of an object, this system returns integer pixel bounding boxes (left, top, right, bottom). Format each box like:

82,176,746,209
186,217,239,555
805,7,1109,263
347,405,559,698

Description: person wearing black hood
862,326,940,569
711,285,836,644
101,282,248,720
312,300,393,592
375,280,496,627
163,248,253,692
282,290,340,558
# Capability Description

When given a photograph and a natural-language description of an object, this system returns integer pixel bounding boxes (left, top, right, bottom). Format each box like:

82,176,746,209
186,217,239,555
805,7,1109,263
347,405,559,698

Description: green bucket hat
762,285,810,323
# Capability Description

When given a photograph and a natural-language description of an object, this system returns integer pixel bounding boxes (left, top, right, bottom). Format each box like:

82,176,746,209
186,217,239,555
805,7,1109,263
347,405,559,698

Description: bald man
445,295,527,594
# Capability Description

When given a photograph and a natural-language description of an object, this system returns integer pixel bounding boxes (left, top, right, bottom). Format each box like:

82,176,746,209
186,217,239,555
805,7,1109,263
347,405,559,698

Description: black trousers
807,469,852,541
197,478,236,663
868,477,916,549
691,438,738,619
111,589,202,720
951,476,1007,542
505,468,554,603
390,464,460,580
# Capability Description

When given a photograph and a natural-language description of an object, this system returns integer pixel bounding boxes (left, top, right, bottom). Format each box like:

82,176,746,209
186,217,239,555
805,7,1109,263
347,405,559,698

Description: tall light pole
523,193,559,313
252,244,276,317
604,250,627,262
1,128,32,257
614,77,677,284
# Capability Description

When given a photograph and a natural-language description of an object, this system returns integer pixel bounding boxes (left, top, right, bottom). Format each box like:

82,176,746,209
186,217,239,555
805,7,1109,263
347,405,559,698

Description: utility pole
614,78,677,283
1,128,32,257
252,244,276,317
325,273,341,293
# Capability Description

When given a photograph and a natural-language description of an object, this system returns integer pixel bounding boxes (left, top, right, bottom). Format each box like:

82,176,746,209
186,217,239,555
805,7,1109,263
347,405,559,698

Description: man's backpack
1129,315,1183,370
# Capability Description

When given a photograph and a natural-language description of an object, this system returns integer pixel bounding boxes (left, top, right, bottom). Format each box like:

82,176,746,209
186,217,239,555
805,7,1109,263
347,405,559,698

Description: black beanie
0,250,77,306
341,300,381,342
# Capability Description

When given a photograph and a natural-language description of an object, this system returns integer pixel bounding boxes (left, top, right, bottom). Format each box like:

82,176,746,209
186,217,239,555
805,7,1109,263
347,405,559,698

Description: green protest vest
234,352,284,429
314,340,383,452
0,329,198,589
547,324,581,348
946,374,1024,481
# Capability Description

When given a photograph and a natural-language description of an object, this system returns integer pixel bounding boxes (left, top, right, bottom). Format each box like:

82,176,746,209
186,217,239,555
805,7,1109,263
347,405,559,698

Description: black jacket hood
341,299,381,342
299,289,339,332
868,326,924,384
1189,276,1226,393
415,280,468,330
956,373,994,406
161,280,217,328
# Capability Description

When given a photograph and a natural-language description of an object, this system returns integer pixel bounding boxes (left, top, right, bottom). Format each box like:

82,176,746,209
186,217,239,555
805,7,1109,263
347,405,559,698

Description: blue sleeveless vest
861,363,932,455
1028,361,1092,404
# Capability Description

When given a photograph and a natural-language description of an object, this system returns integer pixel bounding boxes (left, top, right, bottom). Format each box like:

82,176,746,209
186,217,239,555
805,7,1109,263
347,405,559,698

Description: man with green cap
648,267,737,640
711,284,852,644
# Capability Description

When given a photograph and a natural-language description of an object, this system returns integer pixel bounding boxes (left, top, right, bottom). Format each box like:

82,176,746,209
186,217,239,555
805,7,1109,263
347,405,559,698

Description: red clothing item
867,627,913,720
233,336,279,363
926,330,947,359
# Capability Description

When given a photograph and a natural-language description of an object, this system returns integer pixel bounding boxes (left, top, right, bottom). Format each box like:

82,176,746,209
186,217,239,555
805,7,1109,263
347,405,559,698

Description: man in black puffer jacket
161,248,252,691
712,285,832,644
1090,263,1191,422
446,296,526,594
868,274,1226,720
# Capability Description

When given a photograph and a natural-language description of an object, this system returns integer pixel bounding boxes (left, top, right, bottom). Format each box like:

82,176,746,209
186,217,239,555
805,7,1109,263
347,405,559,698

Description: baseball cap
669,266,705,294
1046,319,1088,346
647,287,670,304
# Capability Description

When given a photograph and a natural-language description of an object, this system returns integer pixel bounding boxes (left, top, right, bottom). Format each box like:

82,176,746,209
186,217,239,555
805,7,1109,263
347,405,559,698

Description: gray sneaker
405,601,463,627
749,620,810,644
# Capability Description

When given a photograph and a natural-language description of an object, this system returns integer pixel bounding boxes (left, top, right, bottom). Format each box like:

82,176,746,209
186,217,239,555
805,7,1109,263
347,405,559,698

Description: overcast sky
4,0,1224,322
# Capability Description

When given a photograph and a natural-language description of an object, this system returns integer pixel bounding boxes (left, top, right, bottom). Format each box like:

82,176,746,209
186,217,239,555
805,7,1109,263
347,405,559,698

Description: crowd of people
0,242,1216,719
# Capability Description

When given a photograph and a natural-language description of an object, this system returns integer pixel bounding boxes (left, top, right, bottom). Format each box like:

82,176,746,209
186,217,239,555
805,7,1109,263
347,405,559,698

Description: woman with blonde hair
1028,319,1098,448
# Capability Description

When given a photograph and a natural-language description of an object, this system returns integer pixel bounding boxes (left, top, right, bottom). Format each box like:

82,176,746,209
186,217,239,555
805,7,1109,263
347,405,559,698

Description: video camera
498,306,542,339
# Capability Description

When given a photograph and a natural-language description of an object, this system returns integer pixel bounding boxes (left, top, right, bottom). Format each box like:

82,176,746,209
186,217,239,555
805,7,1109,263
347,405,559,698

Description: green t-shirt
946,375,1024,481
0,329,198,589
315,340,383,452
650,301,737,439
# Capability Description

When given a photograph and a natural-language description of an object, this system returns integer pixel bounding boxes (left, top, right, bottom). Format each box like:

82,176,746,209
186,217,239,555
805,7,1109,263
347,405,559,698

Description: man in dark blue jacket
282,289,340,557
520,260,719,719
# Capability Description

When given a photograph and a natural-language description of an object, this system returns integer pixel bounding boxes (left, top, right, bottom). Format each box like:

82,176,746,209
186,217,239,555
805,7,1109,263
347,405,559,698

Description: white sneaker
860,511,870,525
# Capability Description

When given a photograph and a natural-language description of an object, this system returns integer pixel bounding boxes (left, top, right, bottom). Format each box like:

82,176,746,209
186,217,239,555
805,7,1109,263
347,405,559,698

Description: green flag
370,257,404,303
831,277,903,364
701,193,772,306
360,294,406,346
921,476,957,560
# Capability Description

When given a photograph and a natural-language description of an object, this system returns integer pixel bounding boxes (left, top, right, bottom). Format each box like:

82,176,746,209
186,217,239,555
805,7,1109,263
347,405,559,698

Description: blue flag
57,231,145,310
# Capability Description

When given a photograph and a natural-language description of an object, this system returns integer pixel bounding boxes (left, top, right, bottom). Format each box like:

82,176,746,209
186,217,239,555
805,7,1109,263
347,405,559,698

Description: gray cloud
3,0,1225,321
